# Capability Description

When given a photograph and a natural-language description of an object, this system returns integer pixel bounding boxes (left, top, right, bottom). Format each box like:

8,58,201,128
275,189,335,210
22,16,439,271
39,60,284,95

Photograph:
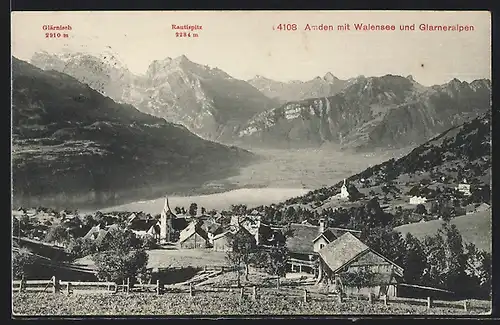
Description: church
339,179,350,199
159,197,178,244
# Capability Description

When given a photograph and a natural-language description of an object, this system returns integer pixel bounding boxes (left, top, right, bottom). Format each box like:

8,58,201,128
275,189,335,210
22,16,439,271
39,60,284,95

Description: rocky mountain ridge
237,74,491,150
12,57,255,210
30,52,279,142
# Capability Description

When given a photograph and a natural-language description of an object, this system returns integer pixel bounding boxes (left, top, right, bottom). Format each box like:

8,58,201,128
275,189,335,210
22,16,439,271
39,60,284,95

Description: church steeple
340,179,350,199
160,196,174,244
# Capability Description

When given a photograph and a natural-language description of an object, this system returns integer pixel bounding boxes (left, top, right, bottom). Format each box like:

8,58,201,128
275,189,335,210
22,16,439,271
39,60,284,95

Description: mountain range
30,52,491,151
247,72,347,103
237,75,491,150
11,57,255,209
283,110,491,209
30,52,279,142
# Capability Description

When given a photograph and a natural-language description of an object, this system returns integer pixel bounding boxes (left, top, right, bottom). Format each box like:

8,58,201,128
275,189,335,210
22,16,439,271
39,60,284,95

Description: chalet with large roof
317,232,404,298
285,219,361,274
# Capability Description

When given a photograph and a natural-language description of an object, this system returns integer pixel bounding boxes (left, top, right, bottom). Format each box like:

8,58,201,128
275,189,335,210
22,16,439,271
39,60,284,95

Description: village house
211,225,256,252
82,224,120,250
200,219,223,245
317,232,404,298
466,202,491,215
178,220,209,249
456,179,472,196
409,195,427,205
128,218,161,242
285,220,361,275
229,211,271,246
211,230,234,252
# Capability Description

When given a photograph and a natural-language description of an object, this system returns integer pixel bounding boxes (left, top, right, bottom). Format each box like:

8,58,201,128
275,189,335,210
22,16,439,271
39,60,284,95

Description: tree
44,223,72,246
260,246,289,277
99,227,141,252
360,225,406,267
93,249,149,284
225,229,257,285
12,248,36,280
174,207,182,214
140,234,157,250
415,204,427,215
189,203,198,217
91,227,148,284
401,233,427,284
231,204,247,216
65,237,98,260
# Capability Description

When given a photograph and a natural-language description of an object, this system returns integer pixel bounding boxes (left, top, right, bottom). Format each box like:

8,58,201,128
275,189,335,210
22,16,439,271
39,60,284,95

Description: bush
12,248,36,279
93,249,149,284
141,234,158,250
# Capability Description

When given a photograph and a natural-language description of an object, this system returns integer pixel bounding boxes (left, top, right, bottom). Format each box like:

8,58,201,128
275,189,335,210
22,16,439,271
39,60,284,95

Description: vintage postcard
11,10,492,316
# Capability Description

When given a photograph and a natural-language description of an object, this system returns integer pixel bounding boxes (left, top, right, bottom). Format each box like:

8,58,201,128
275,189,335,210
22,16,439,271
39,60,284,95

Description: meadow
395,210,492,252
12,291,490,316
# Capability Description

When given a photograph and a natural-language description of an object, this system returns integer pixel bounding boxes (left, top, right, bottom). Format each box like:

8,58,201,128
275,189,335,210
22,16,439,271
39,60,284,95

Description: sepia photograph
11,10,492,316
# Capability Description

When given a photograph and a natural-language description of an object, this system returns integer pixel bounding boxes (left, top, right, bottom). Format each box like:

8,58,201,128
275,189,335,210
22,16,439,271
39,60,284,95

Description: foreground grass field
395,210,492,252
12,292,490,316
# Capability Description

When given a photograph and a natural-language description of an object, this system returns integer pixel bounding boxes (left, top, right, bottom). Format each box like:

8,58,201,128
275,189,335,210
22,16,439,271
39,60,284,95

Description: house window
319,243,325,249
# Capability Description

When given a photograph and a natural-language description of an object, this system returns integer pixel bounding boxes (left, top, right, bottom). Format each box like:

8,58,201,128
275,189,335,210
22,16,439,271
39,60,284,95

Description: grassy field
12,292,490,316
74,249,228,269
395,210,492,252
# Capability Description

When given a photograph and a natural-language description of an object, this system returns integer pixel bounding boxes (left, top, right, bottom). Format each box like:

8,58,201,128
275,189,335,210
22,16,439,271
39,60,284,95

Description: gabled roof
477,202,491,211
178,221,209,244
312,227,361,244
129,219,159,232
83,225,102,240
172,217,189,231
319,232,404,275
200,219,222,235
286,224,321,254
286,223,361,254
212,230,234,242
319,232,370,273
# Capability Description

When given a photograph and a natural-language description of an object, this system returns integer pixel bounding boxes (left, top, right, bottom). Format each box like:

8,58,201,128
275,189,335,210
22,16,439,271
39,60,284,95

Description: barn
178,221,209,249
212,231,234,252
317,232,404,298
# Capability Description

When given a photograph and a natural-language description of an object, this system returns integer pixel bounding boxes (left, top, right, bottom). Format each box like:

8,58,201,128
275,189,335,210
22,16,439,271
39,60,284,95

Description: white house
409,196,428,205
456,179,472,196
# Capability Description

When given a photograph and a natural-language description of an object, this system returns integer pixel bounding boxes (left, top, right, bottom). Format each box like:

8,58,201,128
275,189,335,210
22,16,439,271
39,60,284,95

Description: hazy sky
11,11,491,86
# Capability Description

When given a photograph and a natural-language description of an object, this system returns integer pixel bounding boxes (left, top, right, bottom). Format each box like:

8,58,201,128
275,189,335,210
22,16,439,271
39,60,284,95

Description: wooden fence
12,277,475,312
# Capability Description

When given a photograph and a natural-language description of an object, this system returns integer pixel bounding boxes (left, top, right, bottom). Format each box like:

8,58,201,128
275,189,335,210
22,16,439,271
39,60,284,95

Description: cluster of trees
360,223,491,299
65,227,157,261
12,248,37,280
91,227,150,284
225,225,293,286
12,225,153,284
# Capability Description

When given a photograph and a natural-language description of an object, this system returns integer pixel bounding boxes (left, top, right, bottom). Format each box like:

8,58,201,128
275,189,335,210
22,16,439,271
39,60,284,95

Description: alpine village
11,52,492,315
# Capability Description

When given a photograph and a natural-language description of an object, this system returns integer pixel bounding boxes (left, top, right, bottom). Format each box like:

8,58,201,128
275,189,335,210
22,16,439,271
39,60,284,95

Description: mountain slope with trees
12,57,255,209
30,52,280,142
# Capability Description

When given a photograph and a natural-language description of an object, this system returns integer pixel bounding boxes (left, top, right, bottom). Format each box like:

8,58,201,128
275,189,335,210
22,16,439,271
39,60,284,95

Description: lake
94,147,411,214
99,187,311,214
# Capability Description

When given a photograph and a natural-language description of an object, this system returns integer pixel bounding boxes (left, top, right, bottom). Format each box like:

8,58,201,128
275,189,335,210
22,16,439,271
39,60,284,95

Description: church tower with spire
340,179,350,199
160,197,174,243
